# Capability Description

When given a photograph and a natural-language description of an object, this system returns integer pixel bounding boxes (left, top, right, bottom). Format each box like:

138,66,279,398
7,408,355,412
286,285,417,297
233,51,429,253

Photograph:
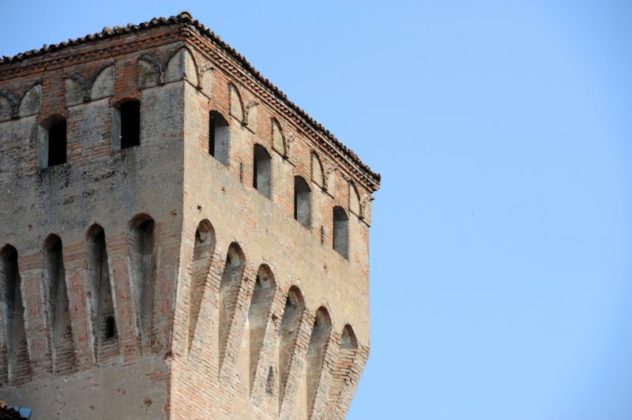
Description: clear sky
2,1,631,419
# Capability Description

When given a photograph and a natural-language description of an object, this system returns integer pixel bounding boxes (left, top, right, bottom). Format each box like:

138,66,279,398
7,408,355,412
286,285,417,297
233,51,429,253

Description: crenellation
0,12,377,419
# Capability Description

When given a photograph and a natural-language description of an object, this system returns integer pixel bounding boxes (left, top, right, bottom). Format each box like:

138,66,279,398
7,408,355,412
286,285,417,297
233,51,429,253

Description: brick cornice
0,12,380,191
184,30,378,195
0,31,183,79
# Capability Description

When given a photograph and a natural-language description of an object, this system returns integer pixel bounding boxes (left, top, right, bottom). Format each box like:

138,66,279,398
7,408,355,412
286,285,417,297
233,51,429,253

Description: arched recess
138,54,163,89
188,220,215,350
247,264,276,391
90,65,115,100
271,118,286,156
165,47,199,87
311,152,325,189
229,83,244,123
129,214,157,350
0,245,30,385
44,234,76,374
294,176,312,228
349,182,361,217
219,242,246,369
327,324,359,415
0,96,11,121
306,307,333,417
18,83,42,117
65,74,89,106
278,286,305,406
253,144,272,198
86,225,118,363
0,90,18,121
341,325,358,350
333,206,349,258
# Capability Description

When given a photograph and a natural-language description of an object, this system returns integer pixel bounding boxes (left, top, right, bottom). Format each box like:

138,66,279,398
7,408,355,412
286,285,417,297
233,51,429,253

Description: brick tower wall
169,38,373,418
0,26,186,418
0,14,378,419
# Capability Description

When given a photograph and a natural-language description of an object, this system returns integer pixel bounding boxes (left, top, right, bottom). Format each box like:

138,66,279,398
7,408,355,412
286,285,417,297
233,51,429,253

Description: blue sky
2,1,632,419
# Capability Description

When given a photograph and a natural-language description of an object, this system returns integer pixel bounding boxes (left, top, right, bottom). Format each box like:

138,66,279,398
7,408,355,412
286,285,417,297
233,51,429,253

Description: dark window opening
266,366,275,394
209,111,229,165
48,120,67,167
105,315,117,340
120,100,140,149
333,206,349,258
253,145,272,198
294,176,312,228
341,324,358,350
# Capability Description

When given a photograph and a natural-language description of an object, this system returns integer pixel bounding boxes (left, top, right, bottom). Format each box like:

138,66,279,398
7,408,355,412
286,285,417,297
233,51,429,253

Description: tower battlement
0,12,379,419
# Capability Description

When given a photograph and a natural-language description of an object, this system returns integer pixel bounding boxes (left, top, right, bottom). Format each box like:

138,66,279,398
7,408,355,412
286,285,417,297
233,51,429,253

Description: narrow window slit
333,207,349,258
209,110,230,165
266,366,275,395
253,144,272,198
294,176,312,228
105,316,117,340
114,100,141,150
47,119,67,167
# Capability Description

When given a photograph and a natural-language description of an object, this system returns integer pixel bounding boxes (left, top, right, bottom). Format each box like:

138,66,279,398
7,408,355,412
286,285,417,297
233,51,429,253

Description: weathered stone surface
0,12,379,420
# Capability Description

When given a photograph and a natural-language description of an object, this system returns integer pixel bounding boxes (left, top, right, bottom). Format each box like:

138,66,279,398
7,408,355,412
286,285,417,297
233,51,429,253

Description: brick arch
247,264,276,392
326,323,362,417
65,73,90,105
18,82,42,117
278,285,305,406
0,90,18,120
188,219,216,350
165,46,199,87
341,324,358,350
228,82,244,123
218,242,246,370
90,64,115,100
306,306,332,416
311,151,325,189
138,53,164,89
348,181,361,217
271,117,286,156
40,113,67,128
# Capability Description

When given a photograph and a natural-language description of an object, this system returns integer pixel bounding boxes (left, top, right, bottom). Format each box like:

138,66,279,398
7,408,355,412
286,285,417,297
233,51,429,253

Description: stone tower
0,12,380,419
